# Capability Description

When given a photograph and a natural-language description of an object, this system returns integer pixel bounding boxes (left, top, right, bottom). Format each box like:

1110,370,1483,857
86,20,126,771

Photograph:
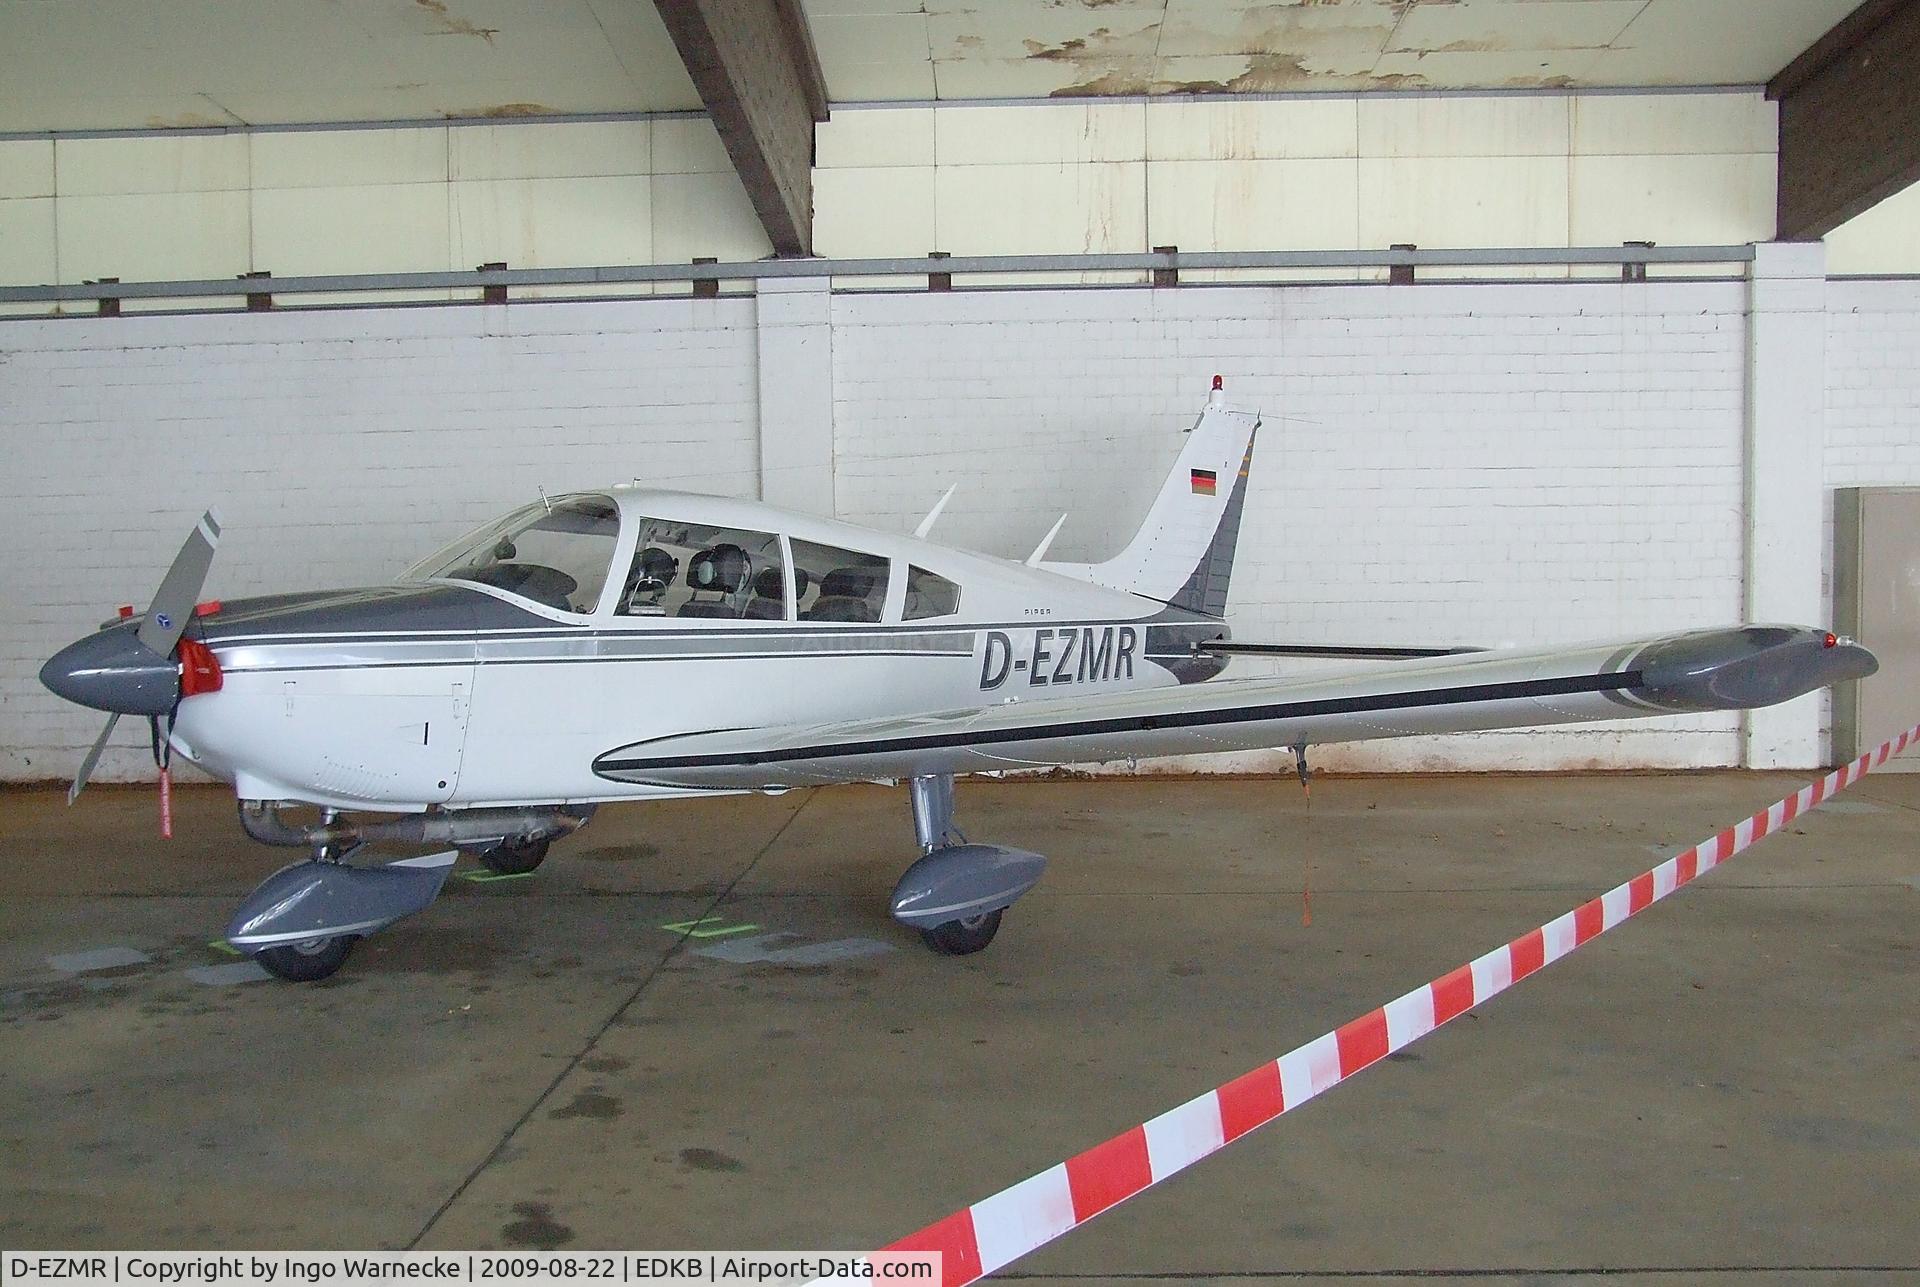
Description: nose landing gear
889,774,1046,955
227,845,460,982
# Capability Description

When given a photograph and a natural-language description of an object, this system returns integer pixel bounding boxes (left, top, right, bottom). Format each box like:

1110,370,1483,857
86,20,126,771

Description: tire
479,836,550,875
919,908,1003,956
254,935,357,982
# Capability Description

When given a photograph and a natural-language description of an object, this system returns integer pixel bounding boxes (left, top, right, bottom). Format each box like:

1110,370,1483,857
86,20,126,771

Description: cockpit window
617,519,785,619
904,565,961,620
409,495,620,614
792,540,890,623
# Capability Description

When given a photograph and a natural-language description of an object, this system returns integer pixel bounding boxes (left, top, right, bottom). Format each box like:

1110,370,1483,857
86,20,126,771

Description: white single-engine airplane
42,380,1877,981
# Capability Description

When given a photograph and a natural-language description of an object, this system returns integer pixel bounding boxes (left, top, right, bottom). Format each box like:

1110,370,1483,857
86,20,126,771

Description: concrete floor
1,772,1916,1284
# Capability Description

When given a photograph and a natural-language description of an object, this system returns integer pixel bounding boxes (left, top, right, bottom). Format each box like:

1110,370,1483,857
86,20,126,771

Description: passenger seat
804,568,877,622
677,545,749,617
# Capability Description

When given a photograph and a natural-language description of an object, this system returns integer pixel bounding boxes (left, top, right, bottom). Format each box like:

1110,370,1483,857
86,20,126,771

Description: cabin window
618,519,786,620
411,494,621,614
791,540,890,623
903,566,961,620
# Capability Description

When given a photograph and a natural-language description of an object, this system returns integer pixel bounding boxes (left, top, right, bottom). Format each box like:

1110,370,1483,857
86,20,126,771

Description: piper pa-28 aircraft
42,379,1878,981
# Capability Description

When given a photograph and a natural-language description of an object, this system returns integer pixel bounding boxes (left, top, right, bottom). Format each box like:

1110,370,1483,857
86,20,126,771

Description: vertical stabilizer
1041,383,1260,618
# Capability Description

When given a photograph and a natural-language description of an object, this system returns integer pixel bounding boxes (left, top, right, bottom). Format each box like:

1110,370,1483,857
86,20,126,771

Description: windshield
408,495,621,614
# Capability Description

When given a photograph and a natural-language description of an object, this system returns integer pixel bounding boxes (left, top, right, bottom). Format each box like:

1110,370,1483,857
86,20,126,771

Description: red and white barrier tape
881,724,1918,1286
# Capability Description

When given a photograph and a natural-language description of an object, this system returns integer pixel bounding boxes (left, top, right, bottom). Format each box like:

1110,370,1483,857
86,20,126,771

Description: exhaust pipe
239,800,595,850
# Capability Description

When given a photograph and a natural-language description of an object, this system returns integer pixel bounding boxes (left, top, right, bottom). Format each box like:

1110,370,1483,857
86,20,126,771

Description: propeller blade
69,712,121,805
136,509,222,658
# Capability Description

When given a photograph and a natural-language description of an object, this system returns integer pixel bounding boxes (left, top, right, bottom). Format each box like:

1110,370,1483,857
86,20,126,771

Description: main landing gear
888,774,1046,955
473,835,550,875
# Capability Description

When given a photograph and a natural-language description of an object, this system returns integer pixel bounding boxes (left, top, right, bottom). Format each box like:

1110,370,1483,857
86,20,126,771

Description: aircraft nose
40,624,181,716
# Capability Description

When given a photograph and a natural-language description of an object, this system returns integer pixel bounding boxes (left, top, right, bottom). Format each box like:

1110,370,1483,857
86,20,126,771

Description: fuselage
166,488,1229,810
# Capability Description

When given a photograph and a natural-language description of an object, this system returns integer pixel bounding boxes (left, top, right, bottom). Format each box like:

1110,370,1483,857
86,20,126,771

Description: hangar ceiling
0,0,1873,134
812,0,1869,101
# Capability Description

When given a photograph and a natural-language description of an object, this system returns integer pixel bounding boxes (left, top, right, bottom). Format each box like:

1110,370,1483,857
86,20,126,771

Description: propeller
65,510,222,809
137,510,222,658
67,714,120,806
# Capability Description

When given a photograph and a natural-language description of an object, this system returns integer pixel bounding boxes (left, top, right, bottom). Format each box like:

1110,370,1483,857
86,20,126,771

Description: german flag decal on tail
1190,469,1217,496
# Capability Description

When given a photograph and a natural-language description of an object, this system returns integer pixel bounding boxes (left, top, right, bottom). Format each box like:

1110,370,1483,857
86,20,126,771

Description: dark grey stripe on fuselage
205,583,1217,676
218,631,978,675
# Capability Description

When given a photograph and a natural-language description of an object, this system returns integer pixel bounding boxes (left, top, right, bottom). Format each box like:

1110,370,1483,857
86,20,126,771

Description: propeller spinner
42,510,222,805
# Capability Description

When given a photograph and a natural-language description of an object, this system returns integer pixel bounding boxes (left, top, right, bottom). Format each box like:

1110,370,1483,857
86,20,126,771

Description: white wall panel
56,189,250,283
450,175,653,276
650,171,774,267
650,118,732,175
1145,98,1356,161
449,119,650,181
251,128,448,189
5,91,1834,294
1826,183,1920,276
816,107,934,170
54,133,249,195
813,166,936,258
1357,95,1570,158
934,102,1146,165
1570,93,1775,156
0,197,55,304
1146,158,1359,252
1570,153,1775,247
1358,155,1570,248
934,161,1146,255
0,139,56,199
252,182,451,275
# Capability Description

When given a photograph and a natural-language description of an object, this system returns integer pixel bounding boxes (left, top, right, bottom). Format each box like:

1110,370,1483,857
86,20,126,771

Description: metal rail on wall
0,244,1760,316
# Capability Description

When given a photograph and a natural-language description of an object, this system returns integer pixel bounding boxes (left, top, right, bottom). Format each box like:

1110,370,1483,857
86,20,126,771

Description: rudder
1041,382,1260,618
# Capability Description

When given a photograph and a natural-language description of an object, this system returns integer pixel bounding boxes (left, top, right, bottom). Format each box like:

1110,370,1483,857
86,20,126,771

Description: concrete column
754,275,834,515
1744,240,1828,768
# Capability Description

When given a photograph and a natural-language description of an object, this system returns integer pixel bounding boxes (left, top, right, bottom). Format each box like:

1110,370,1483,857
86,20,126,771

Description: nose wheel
254,934,357,982
919,908,1003,955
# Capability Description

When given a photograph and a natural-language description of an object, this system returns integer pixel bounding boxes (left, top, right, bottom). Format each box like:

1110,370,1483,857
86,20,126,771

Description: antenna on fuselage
914,484,957,539
537,486,553,515
1026,513,1068,566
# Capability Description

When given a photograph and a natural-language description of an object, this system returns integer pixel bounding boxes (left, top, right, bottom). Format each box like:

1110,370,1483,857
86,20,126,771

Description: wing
592,626,1875,790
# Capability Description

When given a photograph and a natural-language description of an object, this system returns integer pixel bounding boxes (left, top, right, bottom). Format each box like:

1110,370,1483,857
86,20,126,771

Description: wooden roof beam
1769,0,1920,240
655,0,830,257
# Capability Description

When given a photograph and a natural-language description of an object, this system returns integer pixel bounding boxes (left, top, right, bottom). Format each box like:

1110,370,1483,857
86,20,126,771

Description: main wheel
254,935,357,982
919,908,1003,956
479,836,550,875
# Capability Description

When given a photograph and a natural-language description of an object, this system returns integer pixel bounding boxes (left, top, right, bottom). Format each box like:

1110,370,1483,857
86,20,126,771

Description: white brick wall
1822,278,1920,745
7,268,1907,784
831,282,1749,773
0,299,759,781
1826,279,1920,493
